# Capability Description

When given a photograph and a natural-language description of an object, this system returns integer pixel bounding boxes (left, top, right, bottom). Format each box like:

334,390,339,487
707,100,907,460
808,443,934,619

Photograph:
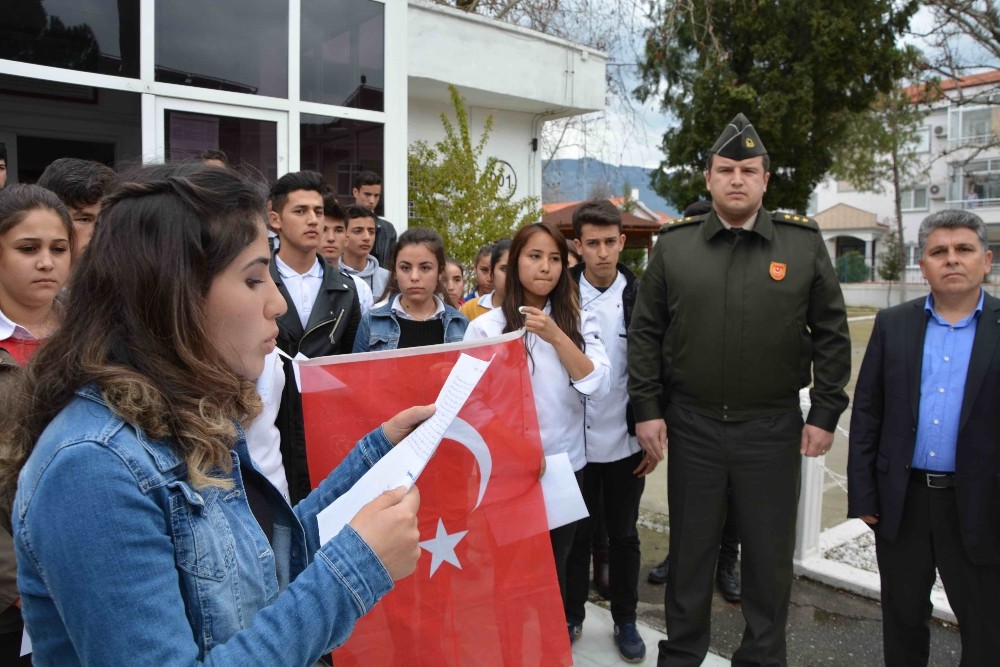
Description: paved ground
564,521,963,666
572,602,728,666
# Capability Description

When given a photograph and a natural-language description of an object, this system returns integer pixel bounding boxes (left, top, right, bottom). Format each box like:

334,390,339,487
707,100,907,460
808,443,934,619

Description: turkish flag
300,333,572,667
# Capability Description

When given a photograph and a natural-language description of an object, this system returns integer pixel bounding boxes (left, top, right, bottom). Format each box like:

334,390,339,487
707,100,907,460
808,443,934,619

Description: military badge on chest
769,261,787,281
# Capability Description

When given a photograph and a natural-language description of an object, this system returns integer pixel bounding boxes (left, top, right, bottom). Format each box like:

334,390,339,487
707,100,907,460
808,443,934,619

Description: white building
0,0,605,226
810,70,1000,283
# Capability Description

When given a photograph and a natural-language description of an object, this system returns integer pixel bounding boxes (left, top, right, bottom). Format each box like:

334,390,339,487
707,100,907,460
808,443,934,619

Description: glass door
154,98,287,183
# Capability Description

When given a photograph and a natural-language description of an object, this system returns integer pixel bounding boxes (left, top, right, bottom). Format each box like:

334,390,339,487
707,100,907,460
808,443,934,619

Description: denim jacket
14,385,394,666
352,299,468,353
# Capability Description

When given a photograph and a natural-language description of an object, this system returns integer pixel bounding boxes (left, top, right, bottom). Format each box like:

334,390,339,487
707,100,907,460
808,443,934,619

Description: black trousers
658,406,802,667
565,451,646,625
549,469,586,605
875,478,1000,667
718,486,740,565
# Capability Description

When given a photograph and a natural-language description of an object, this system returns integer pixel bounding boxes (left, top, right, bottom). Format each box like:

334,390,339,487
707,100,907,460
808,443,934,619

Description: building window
156,0,288,97
301,0,384,111
300,114,384,207
953,159,1000,208
947,105,999,143
900,187,928,211
0,73,141,184
0,0,140,78
165,110,278,182
911,127,931,153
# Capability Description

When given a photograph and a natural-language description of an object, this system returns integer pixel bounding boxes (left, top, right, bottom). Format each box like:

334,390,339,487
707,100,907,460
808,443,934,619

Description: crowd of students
0,157,651,665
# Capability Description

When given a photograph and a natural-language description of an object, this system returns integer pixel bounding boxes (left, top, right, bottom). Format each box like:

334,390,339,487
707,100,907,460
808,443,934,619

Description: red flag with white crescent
300,332,571,666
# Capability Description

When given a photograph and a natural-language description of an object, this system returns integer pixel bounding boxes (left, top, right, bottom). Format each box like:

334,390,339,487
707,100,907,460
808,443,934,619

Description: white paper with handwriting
316,352,493,544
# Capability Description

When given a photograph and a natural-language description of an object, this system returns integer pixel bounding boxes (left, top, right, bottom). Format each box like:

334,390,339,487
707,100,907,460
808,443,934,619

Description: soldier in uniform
627,113,851,666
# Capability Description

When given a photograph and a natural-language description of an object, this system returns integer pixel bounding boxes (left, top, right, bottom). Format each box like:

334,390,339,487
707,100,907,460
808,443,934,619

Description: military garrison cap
710,113,767,160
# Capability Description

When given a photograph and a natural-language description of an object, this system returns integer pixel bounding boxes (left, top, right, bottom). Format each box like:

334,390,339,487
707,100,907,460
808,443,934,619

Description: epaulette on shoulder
773,211,820,231
658,213,708,234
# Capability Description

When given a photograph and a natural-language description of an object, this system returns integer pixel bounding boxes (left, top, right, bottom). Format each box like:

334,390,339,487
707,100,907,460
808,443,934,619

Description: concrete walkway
573,602,729,667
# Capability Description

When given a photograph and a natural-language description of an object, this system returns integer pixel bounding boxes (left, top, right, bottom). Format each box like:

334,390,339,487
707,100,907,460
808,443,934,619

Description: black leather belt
910,469,955,489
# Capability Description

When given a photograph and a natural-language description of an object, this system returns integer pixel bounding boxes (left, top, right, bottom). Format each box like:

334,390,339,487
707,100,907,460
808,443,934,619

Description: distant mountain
543,158,680,218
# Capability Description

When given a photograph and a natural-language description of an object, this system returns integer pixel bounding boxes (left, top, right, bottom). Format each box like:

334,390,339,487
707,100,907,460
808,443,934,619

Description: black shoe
715,561,741,602
647,556,669,585
614,622,647,663
568,622,583,644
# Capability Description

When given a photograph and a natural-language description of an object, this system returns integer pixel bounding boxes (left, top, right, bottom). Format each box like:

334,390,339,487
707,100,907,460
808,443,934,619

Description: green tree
836,251,870,284
877,228,905,306
620,248,647,279
635,0,918,212
408,85,541,267
620,178,638,213
829,66,929,303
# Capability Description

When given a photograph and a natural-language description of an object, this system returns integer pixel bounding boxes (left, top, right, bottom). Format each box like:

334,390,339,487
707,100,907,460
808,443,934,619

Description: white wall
404,1,607,223
408,97,541,205
407,1,606,115
840,283,929,309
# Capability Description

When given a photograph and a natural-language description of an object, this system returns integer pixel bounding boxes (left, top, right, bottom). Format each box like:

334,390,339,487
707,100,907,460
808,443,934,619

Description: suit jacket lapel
905,298,927,425
959,292,1000,431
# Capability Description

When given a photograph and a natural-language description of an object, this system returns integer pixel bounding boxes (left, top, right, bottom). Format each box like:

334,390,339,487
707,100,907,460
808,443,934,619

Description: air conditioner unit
929,183,946,199
933,125,946,137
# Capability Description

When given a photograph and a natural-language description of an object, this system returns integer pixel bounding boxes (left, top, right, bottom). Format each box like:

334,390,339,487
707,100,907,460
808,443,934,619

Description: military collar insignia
659,213,706,234
774,212,819,230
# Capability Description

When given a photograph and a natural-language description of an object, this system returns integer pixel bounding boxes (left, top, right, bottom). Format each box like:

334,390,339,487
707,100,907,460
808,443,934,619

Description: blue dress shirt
912,289,984,472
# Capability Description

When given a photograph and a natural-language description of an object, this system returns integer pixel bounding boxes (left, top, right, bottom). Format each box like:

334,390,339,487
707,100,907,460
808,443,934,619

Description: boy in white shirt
564,200,648,664
266,171,361,503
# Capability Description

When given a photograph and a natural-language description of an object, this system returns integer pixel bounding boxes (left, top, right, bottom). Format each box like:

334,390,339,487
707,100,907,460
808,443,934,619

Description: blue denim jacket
353,300,468,352
14,385,394,666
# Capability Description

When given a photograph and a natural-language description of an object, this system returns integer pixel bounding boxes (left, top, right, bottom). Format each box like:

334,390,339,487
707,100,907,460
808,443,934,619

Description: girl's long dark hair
382,227,456,307
0,162,268,492
501,222,584,351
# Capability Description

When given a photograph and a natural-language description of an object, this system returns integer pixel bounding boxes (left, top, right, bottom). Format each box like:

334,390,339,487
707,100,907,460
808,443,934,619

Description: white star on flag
419,518,468,576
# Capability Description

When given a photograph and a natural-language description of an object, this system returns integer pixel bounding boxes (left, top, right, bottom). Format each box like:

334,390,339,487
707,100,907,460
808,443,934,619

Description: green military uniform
628,114,850,667
630,208,850,428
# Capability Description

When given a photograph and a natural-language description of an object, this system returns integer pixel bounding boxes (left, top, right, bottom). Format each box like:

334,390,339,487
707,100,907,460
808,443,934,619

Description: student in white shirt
245,349,291,503
319,193,373,315
267,171,361,503
564,200,647,663
463,222,610,637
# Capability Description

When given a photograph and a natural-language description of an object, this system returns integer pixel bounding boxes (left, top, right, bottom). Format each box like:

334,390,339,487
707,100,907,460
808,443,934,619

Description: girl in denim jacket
353,228,468,353
1,163,433,666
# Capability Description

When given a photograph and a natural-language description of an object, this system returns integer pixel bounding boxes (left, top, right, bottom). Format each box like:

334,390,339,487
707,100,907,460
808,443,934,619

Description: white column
383,0,408,230
794,388,823,564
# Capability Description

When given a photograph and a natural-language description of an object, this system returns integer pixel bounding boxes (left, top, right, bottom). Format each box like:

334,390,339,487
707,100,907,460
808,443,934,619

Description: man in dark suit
849,209,1000,666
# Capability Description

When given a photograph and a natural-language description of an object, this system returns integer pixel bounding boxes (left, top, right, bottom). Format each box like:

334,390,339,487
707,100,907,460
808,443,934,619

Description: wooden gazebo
543,202,663,255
